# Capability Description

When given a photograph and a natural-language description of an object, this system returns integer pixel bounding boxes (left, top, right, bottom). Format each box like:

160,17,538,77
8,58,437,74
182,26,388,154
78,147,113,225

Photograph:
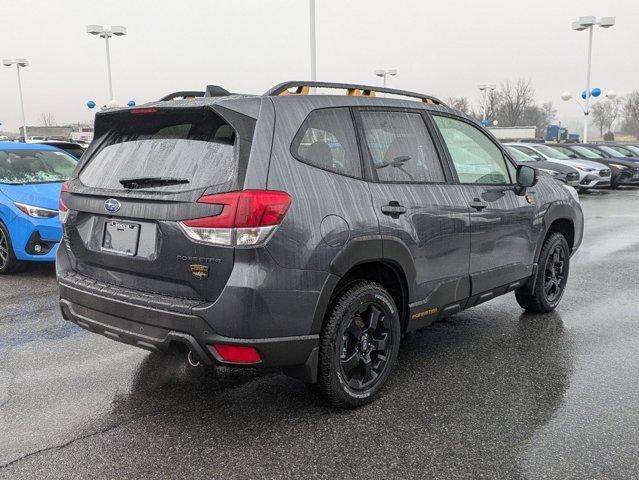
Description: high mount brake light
130,108,158,115
179,190,292,247
59,181,70,223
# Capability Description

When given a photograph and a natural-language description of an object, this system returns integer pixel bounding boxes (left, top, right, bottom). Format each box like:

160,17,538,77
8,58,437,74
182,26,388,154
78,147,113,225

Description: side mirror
516,164,536,194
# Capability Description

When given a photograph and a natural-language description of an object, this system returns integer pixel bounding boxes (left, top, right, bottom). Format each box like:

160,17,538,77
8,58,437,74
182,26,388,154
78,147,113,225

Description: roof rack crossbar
159,85,232,102
265,81,444,105
159,91,205,101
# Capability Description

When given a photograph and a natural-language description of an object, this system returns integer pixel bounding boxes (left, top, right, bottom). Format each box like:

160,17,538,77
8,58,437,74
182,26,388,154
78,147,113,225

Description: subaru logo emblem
104,198,121,214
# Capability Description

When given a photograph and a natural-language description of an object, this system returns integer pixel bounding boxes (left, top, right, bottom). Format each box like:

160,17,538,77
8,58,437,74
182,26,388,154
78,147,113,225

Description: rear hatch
61,105,255,302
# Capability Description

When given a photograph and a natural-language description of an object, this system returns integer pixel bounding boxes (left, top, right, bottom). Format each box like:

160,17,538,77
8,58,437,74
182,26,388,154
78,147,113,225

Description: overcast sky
1,0,637,132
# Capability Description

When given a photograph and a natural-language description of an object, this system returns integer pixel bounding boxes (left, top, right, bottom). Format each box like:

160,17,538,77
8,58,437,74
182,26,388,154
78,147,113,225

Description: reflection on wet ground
1,188,638,479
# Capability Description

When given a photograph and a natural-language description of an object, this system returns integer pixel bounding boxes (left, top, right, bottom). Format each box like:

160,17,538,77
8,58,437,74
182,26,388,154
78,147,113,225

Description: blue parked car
0,142,77,273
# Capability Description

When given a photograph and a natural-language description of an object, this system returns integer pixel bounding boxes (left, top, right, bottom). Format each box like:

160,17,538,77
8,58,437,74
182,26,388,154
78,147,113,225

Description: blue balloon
481,119,489,127
591,87,601,97
87,100,96,109
581,90,590,100
127,100,136,107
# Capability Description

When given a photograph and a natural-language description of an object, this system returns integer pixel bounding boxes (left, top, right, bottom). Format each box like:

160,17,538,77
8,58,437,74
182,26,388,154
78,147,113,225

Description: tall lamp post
309,0,317,81
478,84,496,124
374,69,398,89
86,24,127,106
2,58,29,141
569,16,615,142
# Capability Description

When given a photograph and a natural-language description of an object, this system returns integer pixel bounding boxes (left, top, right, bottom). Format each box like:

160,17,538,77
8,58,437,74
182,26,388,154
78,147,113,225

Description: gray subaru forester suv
57,81,583,407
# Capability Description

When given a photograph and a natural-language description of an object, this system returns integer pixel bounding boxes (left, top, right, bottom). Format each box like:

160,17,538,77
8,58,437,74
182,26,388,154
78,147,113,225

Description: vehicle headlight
609,163,628,170
563,185,580,203
538,168,560,176
14,202,59,218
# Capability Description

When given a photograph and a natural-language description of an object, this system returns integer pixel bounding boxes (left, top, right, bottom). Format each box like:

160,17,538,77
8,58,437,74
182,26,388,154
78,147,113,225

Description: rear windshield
79,109,238,192
0,149,77,184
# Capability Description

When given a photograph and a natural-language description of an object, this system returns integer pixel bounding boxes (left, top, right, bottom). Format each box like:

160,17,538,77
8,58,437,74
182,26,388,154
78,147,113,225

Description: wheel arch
310,237,414,334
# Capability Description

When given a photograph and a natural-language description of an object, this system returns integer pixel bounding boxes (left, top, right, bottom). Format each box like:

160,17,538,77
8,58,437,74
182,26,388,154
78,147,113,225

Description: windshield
625,145,639,156
535,145,570,159
598,145,624,158
550,145,579,159
506,146,534,162
0,149,77,184
609,145,634,156
572,145,604,159
79,109,239,192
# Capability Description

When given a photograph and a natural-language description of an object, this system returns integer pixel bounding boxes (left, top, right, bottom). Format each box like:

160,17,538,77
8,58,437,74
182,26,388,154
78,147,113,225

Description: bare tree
445,96,472,116
497,79,535,126
620,91,639,138
39,112,57,126
591,98,622,136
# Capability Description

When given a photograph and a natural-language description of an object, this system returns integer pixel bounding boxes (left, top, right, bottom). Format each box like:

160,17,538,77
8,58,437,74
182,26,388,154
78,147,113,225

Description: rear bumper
58,279,318,370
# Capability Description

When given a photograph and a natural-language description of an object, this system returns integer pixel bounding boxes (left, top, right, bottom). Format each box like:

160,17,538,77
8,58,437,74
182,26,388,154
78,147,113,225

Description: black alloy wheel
339,301,393,390
544,244,566,303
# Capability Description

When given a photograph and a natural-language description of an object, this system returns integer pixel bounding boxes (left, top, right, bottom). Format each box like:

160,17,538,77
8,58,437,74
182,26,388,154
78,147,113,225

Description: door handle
381,201,407,217
469,198,488,211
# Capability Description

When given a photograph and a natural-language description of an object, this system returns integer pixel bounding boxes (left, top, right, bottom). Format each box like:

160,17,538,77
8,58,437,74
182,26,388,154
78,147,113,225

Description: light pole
570,16,615,142
478,84,496,124
309,0,317,81
374,69,398,89
86,24,127,105
2,58,29,141
561,88,616,141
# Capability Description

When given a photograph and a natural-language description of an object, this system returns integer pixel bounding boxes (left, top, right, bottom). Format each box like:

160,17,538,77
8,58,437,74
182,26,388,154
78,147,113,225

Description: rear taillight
179,190,292,247
59,181,69,224
209,344,261,364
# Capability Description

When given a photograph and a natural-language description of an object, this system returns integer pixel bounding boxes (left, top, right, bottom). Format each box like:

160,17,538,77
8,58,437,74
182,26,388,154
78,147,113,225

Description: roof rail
159,85,231,101
159,91,205,101
264,81,445,105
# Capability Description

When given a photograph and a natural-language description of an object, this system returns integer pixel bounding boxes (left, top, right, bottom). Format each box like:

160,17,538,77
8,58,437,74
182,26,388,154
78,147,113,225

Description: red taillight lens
59,181,69,223
183,190,291,228
210,344,261,364
179,190,292,247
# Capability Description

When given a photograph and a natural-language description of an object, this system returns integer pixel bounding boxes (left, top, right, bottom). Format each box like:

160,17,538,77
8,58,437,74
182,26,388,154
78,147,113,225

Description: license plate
102,220,140,256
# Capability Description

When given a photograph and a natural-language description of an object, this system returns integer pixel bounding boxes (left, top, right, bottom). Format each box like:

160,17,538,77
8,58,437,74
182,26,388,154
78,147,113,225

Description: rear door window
359,111,445,183
291,108,362,178
79,109,239,192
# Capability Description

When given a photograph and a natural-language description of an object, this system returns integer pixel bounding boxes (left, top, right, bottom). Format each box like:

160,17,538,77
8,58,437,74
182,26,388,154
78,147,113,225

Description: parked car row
505,142,639,191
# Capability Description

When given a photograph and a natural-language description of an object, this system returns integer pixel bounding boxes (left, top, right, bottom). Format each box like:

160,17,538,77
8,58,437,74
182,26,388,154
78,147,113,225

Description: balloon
87,100,96,109
127,100,136,107
581,90,590,100
591,87,601,97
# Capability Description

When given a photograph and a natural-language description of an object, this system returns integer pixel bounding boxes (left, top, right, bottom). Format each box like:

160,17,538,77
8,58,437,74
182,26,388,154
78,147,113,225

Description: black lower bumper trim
59,295,319,373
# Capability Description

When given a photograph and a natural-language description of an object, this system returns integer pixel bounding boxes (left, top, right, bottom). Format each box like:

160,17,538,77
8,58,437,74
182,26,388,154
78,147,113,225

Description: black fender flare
309,235,416,333
535,201,579,260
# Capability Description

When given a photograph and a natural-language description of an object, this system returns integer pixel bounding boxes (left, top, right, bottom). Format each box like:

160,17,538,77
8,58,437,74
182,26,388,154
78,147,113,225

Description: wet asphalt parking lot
0,188,638,480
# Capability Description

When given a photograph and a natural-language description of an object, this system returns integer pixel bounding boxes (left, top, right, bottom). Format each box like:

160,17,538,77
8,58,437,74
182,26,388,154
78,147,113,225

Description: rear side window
359,111,444,183
79,109,238,192
292,108,362,178
433,115,511,185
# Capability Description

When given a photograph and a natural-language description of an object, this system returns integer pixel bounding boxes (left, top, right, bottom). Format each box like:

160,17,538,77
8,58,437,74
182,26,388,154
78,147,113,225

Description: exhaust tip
187,350,201,367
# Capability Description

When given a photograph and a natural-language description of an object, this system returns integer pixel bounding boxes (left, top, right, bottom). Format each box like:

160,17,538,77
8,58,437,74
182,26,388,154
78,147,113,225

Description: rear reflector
210,344,261,364
59,181,69,223
179,190,291,247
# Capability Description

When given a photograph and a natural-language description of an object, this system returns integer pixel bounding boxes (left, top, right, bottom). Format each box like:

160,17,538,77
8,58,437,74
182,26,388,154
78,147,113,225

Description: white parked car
506,143,611,191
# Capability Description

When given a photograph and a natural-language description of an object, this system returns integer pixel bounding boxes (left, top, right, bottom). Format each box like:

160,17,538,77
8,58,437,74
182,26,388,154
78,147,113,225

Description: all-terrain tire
515,232,570,313
317,280,401,408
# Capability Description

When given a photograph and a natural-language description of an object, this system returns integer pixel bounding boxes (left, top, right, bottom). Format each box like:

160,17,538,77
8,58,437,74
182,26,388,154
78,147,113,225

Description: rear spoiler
159,85,231,101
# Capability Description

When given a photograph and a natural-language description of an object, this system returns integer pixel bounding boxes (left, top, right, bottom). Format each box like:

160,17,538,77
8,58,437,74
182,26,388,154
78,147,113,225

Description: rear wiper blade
119,177,190,189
